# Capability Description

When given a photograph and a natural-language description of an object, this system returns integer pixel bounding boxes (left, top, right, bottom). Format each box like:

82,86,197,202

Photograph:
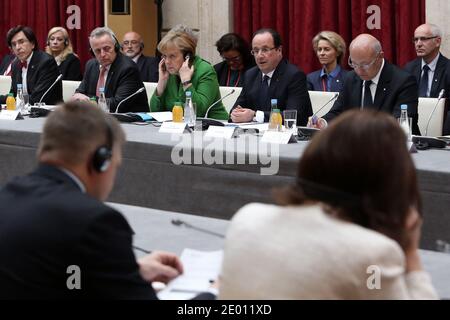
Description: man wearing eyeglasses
0,25,62,105
310,33,420,135
404,24,448,98
72,27,148,113
230,28,312,126
121,31,159,83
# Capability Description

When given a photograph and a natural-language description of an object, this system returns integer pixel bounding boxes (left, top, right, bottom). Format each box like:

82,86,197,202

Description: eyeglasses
412,36,438,43
122,40,140,46
251,47,277,56
222,55,242,63
348,53,380,71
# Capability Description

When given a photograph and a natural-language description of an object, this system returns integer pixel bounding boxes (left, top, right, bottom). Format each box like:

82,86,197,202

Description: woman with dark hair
219,109,437,299
307,31,348,92
214,33,255,87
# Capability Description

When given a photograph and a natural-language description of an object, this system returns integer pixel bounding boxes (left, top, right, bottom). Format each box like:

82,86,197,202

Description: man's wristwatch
182,80,191,86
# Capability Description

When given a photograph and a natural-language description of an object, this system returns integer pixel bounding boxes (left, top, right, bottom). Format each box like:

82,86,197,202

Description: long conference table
0,117,450,251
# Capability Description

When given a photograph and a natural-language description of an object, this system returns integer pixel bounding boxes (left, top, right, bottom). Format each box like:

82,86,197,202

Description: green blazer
150,56,228,120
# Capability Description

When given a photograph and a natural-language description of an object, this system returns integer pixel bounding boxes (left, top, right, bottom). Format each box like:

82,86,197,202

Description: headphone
89,33,121,57
92,119,113,173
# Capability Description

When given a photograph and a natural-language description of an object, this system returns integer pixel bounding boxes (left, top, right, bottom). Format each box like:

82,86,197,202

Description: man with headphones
122,31,159,82
72,27,148,113
0,102,187,299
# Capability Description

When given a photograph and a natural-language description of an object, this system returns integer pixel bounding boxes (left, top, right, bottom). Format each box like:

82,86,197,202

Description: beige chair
308,90,339,118
0,75,12,95
418,97,447,137
219,86,242,113
62,80,81,102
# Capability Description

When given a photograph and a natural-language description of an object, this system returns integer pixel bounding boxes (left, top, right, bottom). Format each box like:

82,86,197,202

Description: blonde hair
157,29,197,56
312,31,346,65
45,27,75,62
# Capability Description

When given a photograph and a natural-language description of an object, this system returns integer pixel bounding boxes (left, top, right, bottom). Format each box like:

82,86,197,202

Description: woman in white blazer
219,109,437,300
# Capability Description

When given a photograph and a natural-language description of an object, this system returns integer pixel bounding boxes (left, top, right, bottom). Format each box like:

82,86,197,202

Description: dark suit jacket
404,54,449,98
59,53,82,81
324,61,420,135
0,50,63,105
231,59,313,126
0,165,157,299
136,54,159,82
307,68,348,92
0,54,15,75
76,53,149,113
214,60,255,87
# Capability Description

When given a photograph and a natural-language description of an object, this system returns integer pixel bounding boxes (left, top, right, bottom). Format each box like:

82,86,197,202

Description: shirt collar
370,58,385,86
422,53,440,72
59,167,86,193
22,52,33,68
320,65,341,78
132,54,141,64
262,69,275,80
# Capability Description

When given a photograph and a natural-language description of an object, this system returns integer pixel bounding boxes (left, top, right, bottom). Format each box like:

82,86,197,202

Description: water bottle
98,87,109,113
16,84,25,113
399,104,411,141
184,91,195,127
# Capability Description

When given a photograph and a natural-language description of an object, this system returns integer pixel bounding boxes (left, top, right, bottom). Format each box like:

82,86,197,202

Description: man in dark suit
230,28,312,126
310,34,420,135
72,27,148,113
121,31,159,83
0,52,15,75
404,24,448,98
0,102,185,299
0,26,62,105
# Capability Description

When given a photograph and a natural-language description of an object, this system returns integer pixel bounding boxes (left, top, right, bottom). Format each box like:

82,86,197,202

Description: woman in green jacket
150,29,228,120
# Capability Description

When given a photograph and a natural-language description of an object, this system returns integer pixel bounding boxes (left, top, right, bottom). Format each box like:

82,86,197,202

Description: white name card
205,126,236,139
261,131,297,144
159,121,190,134
0,110,22,121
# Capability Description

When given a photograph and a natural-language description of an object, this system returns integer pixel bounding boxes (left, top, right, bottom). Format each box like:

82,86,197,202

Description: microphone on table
198,89,236,130
311,93,339,125
205,89,235,119
114,87,145,113
38,74,63,104
171,219,225,238
29,74,63,117
133,245,152,254
424,89,445,136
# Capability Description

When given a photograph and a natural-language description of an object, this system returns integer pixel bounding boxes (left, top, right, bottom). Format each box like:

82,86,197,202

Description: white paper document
158,249,223,300
149,111,173,122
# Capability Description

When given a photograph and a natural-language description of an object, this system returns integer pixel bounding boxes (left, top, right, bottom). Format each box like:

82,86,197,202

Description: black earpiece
92,120,113,173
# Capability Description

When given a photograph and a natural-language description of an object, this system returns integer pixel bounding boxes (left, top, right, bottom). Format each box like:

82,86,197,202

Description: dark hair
7,25,38,50
253,28,282,48
277,109,420,248
215,33,254,69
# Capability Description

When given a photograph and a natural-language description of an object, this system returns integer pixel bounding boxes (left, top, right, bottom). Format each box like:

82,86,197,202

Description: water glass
283,110,298,135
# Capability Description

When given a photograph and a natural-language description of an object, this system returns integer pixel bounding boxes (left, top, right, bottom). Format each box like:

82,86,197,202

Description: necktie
321,74,328,92
363,80,374,108
419,65,430,97
96,66,107,97
258,75,270,109
20,60,27,69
